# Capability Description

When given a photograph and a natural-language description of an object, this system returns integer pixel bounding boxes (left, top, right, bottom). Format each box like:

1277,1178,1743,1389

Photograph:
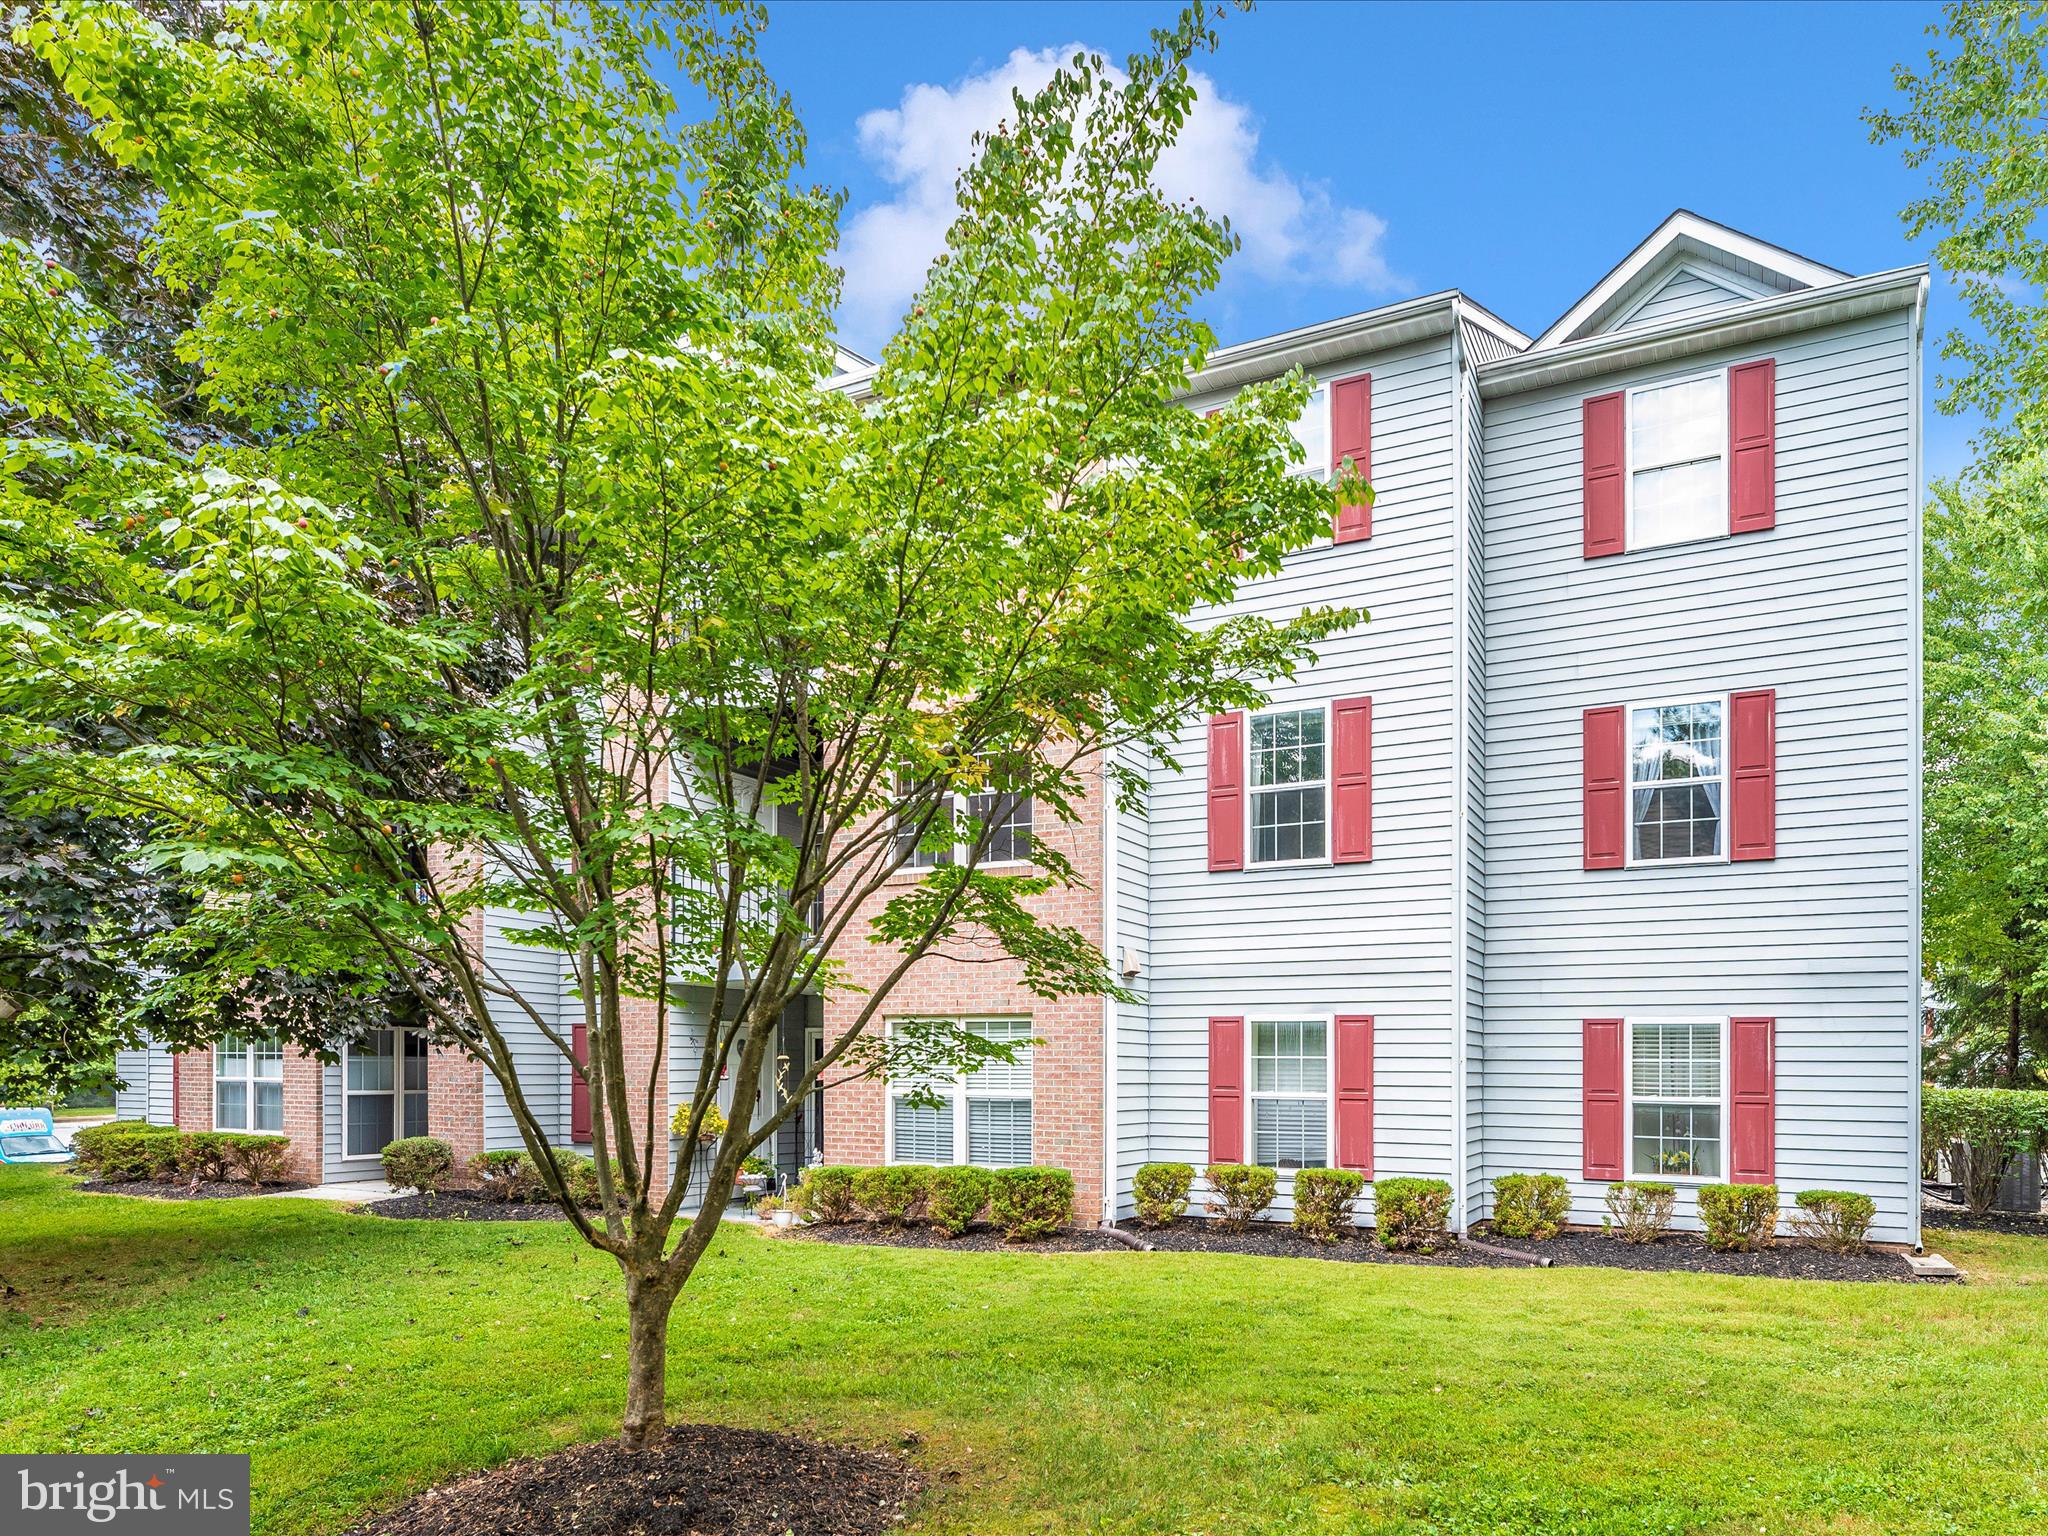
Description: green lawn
3,1166,2045,1535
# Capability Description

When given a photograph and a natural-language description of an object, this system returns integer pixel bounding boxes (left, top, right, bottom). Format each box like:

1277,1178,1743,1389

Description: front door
803,1027,825,1163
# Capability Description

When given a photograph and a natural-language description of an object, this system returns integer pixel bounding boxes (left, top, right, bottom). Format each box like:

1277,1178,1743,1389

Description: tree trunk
621,1270,677,1451
2006,988,2024,1086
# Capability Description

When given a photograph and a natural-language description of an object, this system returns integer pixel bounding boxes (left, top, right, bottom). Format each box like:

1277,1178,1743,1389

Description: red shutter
1729,688,1777,861
1582,706,1627,870
1729,1016,1776,1184
1331,696,1373,864
1331,374,1371,543
1334,1015,1374,1175
571,1022,591,1141
1582,390,1626,558
1582,1018,1625,1182
1728,359,1777,535
1207,1017,1245,1164
1206,712,1245,872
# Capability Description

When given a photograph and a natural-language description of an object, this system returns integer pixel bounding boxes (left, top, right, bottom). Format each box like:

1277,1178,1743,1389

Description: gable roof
1530,210,1851,351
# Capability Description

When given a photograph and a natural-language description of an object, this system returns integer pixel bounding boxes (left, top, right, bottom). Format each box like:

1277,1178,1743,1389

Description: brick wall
428,1046,485,1166
170,1044,324,1185
821,763,1108,1220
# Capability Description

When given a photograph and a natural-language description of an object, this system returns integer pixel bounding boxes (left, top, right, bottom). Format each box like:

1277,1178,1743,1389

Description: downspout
1100,750,1119,1226
1448,310,1473,1233
1907,272,1929,1250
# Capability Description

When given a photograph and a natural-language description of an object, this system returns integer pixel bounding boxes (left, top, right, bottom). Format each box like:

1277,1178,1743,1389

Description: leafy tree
1922,467,2048,1085
3,0,1356,1448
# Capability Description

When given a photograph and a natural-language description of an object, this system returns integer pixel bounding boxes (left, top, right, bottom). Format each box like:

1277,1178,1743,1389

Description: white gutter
1448,310,1473,1234
1477,267,1928,397
1907,272,1929,1252
1100,751,1119,1226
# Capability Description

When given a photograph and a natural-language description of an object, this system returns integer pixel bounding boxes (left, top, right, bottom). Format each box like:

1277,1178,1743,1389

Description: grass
3,1165,2046,1536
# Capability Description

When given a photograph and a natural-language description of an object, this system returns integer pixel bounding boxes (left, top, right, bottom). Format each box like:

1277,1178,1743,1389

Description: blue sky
748,0,1977,480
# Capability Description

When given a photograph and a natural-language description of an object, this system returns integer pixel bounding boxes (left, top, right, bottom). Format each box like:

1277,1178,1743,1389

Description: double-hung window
1289,385,1329,479
343,1029,429,1158
895,774,1033,870
1628,373,1726,549
1629,1019,1724,1179
1250,1018,1328,1170
1629,697,1725,863
889,1017,1035,1167
214,1034,283,1132
1249,706,1327,865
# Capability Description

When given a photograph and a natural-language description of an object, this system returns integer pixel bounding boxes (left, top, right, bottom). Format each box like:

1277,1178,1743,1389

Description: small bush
1204,1163,1277,1230
175,1131,234,1184
791,1165,861,1224
1292,1168,1365,1243
1790,1188,1877,1252
1372,1176,1454,1252
224,1135,295,1190
380,1136,455,1196
1133,1161,1194,1228
91,1126,184,1181
539,1149,602,1209
1491,1173,1571,1240
989,1166,1074,1241
1603,1181,1676,1244
471,1149,540,1202
853,1164,935,1226
70,1120,175,1176
926,1166,994,1237
1698,1183,1778,1251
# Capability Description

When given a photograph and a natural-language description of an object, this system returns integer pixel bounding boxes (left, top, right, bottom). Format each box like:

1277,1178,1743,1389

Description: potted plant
736,1153,773,1197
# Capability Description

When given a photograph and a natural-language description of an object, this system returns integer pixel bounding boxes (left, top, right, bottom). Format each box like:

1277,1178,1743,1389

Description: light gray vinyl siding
1478,306,1918,1242
115,1042,165,1122
1149,332,1464,1217
1112,745,1151,1218
482,906,573,1151
1613,265,1762,332
1460,319,1521,367
1457,349,1489,1221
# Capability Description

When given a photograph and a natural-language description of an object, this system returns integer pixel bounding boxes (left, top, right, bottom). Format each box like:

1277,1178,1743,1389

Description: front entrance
802,1026,825,1165
342,1029,429,1159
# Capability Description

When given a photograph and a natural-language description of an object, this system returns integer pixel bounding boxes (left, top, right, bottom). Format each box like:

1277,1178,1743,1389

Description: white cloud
837,44,1399,345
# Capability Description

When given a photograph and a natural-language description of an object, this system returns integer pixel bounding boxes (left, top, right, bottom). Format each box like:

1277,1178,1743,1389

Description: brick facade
821,765,1108,1220
167,1042,325,1185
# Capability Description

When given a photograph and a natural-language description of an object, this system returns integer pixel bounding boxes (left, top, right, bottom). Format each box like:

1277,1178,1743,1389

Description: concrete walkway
261,1179,400,1202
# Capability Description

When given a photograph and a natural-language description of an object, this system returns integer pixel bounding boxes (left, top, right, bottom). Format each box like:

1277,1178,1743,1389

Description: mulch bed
1480,1229,1924,1282
797,1221,1130,1254
76,1177,314,1200
1117,1219,1515,1267
346,1423,921,1536
362,1190,576,1222
1920,1204,2048,1237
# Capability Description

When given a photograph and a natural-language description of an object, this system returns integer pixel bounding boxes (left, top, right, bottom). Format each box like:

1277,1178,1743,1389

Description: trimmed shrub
70,1120,175,1176
539,1149,602,1209
1698,1183,1778,1251
1133,1162,1194,1228
926,1166,994,1237
175,1131,235,1184
1603,1181,1676,1244
471,1149,541,1202
224,1135,295,1190
1372,1176,1454,1252
91,1126,184,1182
1790,1188,1877,1253
380,1136,455,1196
1923,1087,2048,1214
989,1166,1074,1241
792,1165,861,1224
852,1164,935,1226
1204,1163,1277,1230
1292,1168,1365,1243
1491,1173,1571,1240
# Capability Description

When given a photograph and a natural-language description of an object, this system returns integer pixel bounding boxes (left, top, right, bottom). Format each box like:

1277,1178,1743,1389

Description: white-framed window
1628,696,1727,864
1627,371,1726,550
214,1033,283,1132
1288,384,1329,479
1628,1018,1726,1180
342,1029,429,1158
894,773,1034,870
1249,1017,1330,1170
887,1017,1034,1167
1248,705,1328,866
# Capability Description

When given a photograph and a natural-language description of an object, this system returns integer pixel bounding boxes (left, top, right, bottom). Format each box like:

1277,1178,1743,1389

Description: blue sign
0,1108,73,1165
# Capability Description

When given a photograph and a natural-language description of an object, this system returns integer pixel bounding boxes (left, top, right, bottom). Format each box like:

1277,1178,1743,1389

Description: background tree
1922,467,2048,1085
3,0,1359,1449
